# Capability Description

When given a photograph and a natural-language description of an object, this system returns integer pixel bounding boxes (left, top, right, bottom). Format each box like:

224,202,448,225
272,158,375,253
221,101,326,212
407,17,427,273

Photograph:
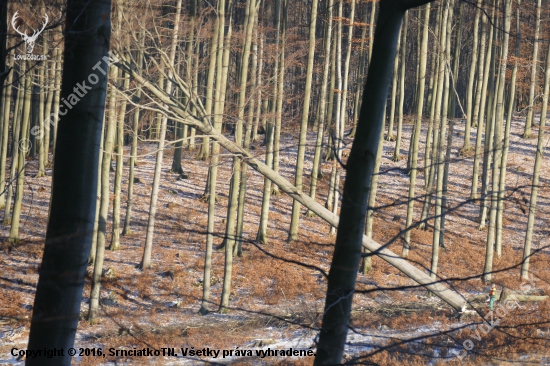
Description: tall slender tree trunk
522,0,541,139
200,0,229,314
109,67,129,250
430,0,451,279
471,8,488,199
308,0,334,208
138,0,182,270
462,0,481,152
289,0,320,241
496,0,521,256
88,65,118,323
0,50,13,210
521,5,550,280
403,3,430,256
392,11,407,161
8,65,32,243
122,32,144,235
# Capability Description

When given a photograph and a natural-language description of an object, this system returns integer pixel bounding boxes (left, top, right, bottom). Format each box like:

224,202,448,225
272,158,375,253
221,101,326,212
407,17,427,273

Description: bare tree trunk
289,0,320,241
403,3,430,256
138,0,182,270
485,0,512,270
0,50,13,210
497,0,521,255
470,9,488,199
462,0,481,153
430,0,451,279
109,67,129,250
88,65,118,323
122,31,144,235
522,0,541,139
8,65,32,242
521,11,550,280
308,0,334,209
392,11,407,161
27,0,111,361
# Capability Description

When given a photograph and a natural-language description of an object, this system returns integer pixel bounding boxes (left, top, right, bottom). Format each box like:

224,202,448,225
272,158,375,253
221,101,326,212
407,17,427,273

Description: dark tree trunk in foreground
26,1,112,365
314,0,433,363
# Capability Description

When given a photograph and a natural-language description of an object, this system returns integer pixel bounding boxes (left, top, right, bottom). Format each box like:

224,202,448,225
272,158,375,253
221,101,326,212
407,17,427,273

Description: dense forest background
0,0,549,364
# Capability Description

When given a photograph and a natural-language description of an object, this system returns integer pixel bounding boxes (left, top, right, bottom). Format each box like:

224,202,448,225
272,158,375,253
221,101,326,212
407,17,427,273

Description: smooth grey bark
235,10,259,257
221,0,257,255
4,61,25,225
219,0,239,314
197,1,221,160
122,32,144,235
51,48,62,158
8,66,32,242
403,3,430,256
200,0,229,314
26,0,111,362
470,9,488,199
271,0,288,198
328,0,344,237
386,29,401,142
430,0,451,279
0,50,13,210
485,0,512,274
257,0,282,244
109,68,129,251
88,65,118,323
497,0,521,256
289,0,319,241
392,11,407,162
36,32,47,178
308,0,334,208
139,0,182,270
348,1,370,139
522,0,541,139
362,110,386,272
462,0,481,152
478,4,496,229
521,15,550,280
88,121,105,264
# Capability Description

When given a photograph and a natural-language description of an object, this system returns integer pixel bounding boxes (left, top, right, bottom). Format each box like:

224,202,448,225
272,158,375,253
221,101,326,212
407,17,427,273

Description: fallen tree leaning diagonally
114,54,465,312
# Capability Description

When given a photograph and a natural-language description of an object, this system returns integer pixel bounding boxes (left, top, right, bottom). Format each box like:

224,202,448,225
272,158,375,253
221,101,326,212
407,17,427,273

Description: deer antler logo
11,11,49,54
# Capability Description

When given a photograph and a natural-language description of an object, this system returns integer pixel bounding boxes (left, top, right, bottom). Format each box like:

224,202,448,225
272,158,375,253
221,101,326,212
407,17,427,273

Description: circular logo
19,138,32,153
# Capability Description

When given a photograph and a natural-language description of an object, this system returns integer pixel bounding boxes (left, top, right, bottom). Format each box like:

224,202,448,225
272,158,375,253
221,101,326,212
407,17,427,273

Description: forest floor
0,114,549,365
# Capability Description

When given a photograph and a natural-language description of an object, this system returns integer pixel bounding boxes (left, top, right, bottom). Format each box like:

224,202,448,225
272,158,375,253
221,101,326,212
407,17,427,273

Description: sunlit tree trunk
308,0,333,209
521,6,550,281
430,0,451,279
522,0,541,139
462,0,481,153
109,67,129,250
138,0,182,270
403,3,430,256
8,64,32,243
200,0,230,314
392,11,407,161
122,31,144,236
471,8,488,199
497,0,521,256
0,49,13,210
289,0,320,241
88,65,118,323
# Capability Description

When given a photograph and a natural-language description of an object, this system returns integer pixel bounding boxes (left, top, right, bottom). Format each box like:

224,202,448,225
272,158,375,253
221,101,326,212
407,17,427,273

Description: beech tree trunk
27,0,111,363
